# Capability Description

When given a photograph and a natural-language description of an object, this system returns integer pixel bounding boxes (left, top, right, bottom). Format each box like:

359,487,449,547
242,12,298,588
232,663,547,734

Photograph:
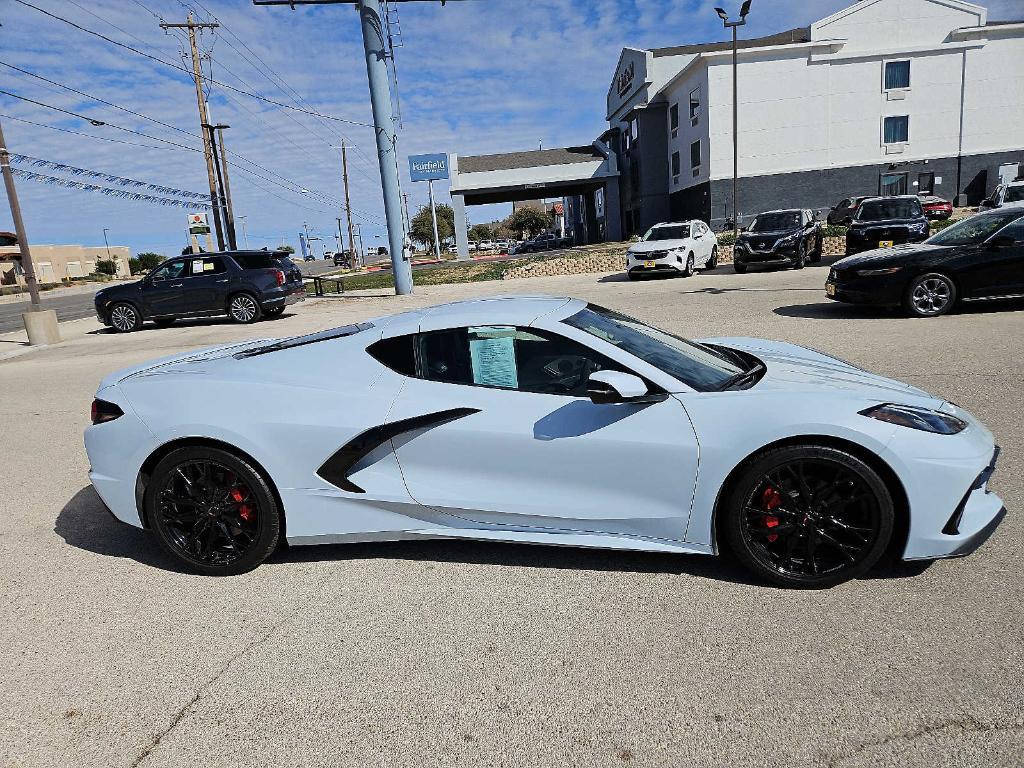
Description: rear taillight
91,399,123,425
274,269,285,286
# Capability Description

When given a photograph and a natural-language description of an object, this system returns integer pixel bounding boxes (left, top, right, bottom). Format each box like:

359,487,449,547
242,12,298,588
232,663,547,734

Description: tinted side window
189,256,227,276
367,335,417,377
151,260,186,280
417,326,626,397
231,253,277,270
996,220,1024,243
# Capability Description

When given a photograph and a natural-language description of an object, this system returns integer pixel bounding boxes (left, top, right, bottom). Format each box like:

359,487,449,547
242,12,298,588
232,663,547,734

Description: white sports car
626,220,719,279
85,296,1006,587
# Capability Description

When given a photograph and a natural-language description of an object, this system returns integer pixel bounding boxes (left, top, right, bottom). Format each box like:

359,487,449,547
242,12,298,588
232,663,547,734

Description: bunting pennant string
12,168,212,210
8,153,211,201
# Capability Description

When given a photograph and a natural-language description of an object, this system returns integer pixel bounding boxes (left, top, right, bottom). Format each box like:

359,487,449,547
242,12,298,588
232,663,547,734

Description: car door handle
170,282,183,288
216,279,229,283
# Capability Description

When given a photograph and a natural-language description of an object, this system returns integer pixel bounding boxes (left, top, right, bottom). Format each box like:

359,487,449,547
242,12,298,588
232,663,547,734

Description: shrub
930,218,955,232
822,224,848,238
716,232,737,246
95,259,118,275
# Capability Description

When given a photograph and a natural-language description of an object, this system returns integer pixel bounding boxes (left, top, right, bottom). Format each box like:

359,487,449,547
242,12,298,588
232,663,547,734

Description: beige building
0,243,131,286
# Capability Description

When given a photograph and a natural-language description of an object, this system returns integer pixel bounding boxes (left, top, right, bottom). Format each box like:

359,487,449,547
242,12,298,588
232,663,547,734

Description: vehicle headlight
860,403,967,434
855,266,902,276
776,232,800,246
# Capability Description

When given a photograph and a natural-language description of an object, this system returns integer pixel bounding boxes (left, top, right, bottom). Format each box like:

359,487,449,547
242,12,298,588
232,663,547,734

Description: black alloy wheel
708,246,719,270
146,447,281,575
228,293,262,324
109,302,142,333
904,272,956,318
811,236,823,263
723,445,894,588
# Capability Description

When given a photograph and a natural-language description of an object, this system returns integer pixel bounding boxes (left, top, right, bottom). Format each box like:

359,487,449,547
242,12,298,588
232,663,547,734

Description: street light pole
239,215,250,249
102,228,112,261
716,2,751,237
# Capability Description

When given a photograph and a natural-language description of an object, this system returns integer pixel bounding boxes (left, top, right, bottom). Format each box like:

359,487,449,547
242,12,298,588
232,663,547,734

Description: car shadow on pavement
55,486,190,573
87,313,298,335
773,303,899,320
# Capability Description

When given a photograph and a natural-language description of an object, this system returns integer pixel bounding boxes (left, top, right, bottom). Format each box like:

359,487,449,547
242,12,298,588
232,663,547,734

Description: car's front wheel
145,446,281,576
722,445,894,588
707,246,719,270
109,302,143,333
904,272,956,317
228,293,262,324
733,261,747,274
681,253,695,277
792,242,806,270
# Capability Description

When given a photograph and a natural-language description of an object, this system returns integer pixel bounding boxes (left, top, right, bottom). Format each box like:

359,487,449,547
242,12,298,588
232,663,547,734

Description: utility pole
354,223,364,263
239,215,250,248
203,123,234,250
161,13,225,250
0,117,40,308
102,228,112,261
214,124,237,249
339,141,356,265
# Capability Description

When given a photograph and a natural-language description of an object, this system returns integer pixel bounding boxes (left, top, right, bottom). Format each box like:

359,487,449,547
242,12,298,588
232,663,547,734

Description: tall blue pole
358,0,413,295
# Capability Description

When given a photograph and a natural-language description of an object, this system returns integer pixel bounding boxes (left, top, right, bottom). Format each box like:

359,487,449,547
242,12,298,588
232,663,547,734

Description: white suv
625,220,719,279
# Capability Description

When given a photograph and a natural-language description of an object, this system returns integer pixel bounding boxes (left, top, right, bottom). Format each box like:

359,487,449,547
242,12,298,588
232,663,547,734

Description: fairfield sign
615,60,636,97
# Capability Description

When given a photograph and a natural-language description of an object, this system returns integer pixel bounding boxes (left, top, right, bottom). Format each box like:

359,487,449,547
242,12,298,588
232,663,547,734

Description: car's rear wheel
904,272,956,317
228,293,262,324
723,445,894,588
109,302,142,333
263,306,285,317
146,446,281,576
707,246,719,269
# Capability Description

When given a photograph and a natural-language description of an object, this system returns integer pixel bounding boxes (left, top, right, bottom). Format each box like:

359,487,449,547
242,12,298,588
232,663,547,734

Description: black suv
845,196,929,256
95,250,305,332
733,209,823,273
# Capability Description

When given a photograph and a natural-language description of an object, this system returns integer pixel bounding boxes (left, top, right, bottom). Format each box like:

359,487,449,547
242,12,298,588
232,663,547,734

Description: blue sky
1,0,1020,256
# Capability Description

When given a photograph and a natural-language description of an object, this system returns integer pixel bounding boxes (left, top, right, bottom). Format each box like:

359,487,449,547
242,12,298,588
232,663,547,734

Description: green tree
410,203,455,247
468,223,493,242
136,252,165,271
95,259,118,276
277,244,295,254
507,207,552,238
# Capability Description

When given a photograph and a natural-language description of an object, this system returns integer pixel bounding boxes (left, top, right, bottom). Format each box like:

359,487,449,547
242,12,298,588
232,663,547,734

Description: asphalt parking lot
1,255,1022,768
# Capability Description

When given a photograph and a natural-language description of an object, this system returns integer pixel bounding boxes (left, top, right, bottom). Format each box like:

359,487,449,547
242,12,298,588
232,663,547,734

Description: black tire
109,302,143,333
627,271,639,281
263,306,285,317
682,253,695,277
145,446,281,576
903,272,956,317
793,242,806,270
722,445,894,589
707,246,719,270
811,236,823,263
227,292,262,324
153,317,177,327
733,261,747,274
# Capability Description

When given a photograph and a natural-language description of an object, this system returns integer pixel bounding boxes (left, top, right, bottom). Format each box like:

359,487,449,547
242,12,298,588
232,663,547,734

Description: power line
12,0,375,129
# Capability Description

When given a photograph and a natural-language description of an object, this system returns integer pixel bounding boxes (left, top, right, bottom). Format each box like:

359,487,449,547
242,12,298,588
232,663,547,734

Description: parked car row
827,192,953,225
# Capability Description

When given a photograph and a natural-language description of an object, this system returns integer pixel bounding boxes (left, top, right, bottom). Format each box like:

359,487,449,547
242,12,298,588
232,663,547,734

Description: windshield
856,199,921,221
643,225,690,241
563,305,744,392
750,212,800,232
926,211,1024,246
1005,186,1024,203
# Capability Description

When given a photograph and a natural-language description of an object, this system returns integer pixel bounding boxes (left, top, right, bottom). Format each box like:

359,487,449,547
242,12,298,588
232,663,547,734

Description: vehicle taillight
274,269,285,286
91,398,124,425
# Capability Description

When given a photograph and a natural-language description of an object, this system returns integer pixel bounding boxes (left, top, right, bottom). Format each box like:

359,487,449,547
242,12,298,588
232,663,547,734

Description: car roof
756,209,802,214
377,295,583,335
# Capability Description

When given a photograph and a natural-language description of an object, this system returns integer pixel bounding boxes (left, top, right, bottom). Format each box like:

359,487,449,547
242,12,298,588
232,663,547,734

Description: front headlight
776,232,801,246
860,403,967,434
855,266,902,276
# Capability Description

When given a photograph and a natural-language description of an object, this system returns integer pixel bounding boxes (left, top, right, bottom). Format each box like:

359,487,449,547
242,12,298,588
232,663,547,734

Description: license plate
644,260,656,268
826,282,836,297
879,240,894,248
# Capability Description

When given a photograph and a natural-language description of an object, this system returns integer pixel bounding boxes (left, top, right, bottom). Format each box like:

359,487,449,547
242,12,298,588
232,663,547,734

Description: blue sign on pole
409,153,450,182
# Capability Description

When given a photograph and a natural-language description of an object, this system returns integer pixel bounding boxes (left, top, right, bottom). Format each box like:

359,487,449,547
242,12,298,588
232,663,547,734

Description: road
0,289,102,333
1,257,1022,767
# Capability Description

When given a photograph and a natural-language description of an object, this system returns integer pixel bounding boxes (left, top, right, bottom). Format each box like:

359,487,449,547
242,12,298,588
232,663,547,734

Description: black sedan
733,209,822,273
825,209,1024,317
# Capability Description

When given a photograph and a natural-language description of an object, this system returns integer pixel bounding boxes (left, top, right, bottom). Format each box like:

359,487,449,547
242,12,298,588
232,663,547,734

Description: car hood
832,242,954,269
98,338,275,388
738,228,798,241
699,336,942,407
628,239,690,254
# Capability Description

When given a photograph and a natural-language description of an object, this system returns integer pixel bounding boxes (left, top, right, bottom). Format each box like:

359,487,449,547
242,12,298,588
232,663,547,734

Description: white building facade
606,0,1024,234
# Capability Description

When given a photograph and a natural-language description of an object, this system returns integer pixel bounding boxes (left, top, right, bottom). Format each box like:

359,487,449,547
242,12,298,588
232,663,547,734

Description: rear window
1005,186,1024,203
856,199,922,221
231,252,286,270
234,323,374,358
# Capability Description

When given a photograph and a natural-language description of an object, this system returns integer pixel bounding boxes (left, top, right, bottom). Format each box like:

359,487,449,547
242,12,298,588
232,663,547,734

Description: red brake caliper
230,487,252,522
761,487,782,543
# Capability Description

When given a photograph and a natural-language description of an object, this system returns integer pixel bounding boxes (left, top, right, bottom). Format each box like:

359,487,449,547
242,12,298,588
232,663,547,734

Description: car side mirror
987,235,1015,249
980,199,996,209
587,370,665,405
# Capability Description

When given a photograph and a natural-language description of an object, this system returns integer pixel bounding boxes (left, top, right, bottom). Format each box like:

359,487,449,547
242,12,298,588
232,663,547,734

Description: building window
670,104,679,138
689,87,701,125
671,151,680,182
884,60,911,90
690,140,701,172
883,115,909,144
880,172,908,196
